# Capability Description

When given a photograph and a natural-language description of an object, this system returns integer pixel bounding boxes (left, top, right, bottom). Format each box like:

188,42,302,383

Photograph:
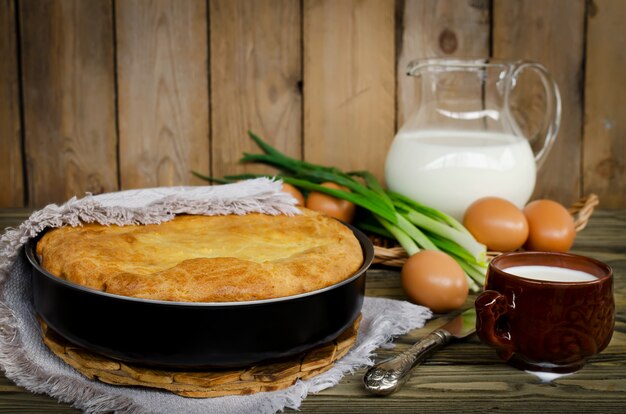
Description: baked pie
36,208,363,302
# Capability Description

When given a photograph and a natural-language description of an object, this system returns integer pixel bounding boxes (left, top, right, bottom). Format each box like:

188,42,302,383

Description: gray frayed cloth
0,179,431,413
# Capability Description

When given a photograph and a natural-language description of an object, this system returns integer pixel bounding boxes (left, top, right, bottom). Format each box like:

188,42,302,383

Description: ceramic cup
475,251,614,373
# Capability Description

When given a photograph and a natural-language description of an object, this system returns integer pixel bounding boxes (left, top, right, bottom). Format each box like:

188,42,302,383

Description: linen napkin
0,179,431,413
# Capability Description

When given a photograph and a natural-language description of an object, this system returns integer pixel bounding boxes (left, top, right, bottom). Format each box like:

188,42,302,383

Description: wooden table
1,209,624,413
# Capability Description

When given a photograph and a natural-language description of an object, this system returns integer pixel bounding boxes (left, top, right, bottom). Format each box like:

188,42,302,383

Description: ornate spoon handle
363,329,451,395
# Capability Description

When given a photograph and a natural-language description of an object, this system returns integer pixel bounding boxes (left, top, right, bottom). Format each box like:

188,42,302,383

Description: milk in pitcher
384,130,536,220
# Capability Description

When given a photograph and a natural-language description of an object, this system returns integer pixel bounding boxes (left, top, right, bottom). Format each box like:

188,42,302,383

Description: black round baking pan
26,223,373,369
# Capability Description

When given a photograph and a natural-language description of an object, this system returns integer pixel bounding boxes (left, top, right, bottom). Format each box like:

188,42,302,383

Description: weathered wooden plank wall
210,0,301,177
304,0,395,180
583,0,626,209
117,0,209,189
19,0,118,206
1,0,624,209
397,0,490,126
0,0,23,207
493,0,586,204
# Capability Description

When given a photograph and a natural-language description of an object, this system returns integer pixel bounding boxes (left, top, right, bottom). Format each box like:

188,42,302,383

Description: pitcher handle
510,62,561,170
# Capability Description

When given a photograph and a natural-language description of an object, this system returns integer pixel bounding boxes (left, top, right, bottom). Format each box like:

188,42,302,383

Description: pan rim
25,221,374,308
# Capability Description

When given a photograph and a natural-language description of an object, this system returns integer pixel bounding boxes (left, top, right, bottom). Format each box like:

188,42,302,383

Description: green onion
355,221,394,239
193,131,488,288
394,198,487,265
376,216,420,256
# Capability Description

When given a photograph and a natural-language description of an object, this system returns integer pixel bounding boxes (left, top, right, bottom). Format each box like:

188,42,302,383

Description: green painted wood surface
0,209,624,412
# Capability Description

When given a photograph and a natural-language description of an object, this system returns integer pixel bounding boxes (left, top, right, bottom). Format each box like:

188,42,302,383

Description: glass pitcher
385,58,561,220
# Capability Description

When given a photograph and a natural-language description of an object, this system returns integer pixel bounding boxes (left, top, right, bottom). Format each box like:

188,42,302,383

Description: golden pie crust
36,208,363,302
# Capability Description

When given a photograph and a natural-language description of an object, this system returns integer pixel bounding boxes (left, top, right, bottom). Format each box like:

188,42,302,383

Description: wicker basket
40,315,361,398
372,194,599,267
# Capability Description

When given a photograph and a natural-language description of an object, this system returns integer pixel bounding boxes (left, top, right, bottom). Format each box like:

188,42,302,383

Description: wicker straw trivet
39,315,361,398
372,194,600,267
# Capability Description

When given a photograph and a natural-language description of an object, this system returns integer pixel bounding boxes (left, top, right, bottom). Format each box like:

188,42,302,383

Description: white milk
526,370,574,383
384,130,536,220
504,265,597,282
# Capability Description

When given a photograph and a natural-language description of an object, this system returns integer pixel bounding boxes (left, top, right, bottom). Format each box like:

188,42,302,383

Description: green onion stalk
193,132,487,291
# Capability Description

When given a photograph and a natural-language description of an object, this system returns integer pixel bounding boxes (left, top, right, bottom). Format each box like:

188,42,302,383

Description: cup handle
510,61,562,170
475,290,514,360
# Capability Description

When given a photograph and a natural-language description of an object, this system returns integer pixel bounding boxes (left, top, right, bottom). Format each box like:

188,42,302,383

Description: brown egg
400,250,468,313
523,199,575,252
281,183,305,206
305,182,356,223
463,197,529,252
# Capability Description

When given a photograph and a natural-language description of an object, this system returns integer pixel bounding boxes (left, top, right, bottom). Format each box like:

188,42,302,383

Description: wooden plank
0,0,23,207
116,0,209,189
397,0,491,126
493,0,586,206
209,0,301,178
303,0,395,181
19,0,117,207
582,0,626,209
